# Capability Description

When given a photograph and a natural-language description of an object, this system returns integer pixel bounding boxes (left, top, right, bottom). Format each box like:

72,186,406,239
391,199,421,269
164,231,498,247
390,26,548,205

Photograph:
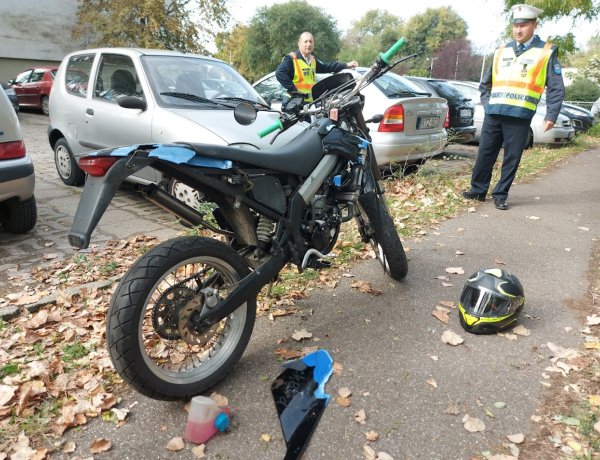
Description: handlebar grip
379,37,406,64
257,119,284,138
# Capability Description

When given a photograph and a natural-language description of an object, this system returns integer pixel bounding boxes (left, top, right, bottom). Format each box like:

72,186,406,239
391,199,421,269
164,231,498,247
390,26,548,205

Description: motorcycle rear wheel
357,191,408,281
106,236,255,400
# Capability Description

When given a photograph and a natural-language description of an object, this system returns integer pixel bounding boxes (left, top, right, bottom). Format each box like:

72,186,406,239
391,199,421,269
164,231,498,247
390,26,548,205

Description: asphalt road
2,113,599,459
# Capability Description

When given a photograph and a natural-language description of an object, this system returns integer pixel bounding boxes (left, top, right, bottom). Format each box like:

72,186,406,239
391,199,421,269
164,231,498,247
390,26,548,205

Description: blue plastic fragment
300,349,334,401
148,145,196,164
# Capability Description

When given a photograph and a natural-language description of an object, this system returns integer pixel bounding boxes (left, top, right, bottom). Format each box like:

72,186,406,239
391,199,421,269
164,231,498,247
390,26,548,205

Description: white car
48,48,306,207
0,88,36,233
253,69,449,168
450,80,574,147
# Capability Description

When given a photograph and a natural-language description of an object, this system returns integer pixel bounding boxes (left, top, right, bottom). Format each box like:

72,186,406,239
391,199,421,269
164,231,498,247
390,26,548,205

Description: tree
339,10,404,66
241,0,340,82
401,7,469,75
72,0,230,53
215,25,251,76
431,39,481,81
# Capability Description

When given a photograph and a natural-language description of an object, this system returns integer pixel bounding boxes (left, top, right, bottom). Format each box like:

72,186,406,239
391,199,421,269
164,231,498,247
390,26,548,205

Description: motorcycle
69,38,410,400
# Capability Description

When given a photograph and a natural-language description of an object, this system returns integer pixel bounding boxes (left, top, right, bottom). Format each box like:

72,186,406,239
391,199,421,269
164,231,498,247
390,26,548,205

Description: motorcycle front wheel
106,236,255,400
356,190,408,281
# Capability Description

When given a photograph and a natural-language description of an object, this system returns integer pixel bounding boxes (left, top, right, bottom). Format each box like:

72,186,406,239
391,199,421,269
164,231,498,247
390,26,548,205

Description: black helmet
458,268,524,334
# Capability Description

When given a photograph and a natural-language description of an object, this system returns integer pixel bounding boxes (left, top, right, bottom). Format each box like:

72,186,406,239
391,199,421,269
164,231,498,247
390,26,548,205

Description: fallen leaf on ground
333,362,344,375
455,250,464,255
426,378,437,388
192,444,206,458
274,348,303,360
351,281,383,296
438,300,456,309
338,387,352,398
365,430,379,441
512,325,531,336
354,409,367,424
210,392,228,407
445,267,464,275
90,438,112,454
462,414,485,432
441,330,464,346
432,309,449,324
586,314,600,326
363,444,377,460
489,455,517,460
507,433,524,444
291,329,313,341
495,402,507,409
528,215,540,220
578,226,590,232
261,433,271,442
63,441,76,453
336,396,351,407
445,402,460,415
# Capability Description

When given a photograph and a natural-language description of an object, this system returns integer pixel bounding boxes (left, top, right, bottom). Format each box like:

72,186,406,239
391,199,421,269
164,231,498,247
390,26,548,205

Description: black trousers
470,114,531,200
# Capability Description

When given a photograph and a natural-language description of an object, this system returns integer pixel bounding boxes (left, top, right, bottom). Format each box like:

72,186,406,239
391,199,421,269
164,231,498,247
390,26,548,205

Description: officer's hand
346,60,359,69
543,120,555,132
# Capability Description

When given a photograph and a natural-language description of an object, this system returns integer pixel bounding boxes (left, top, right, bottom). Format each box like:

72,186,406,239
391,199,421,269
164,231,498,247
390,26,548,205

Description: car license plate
418,116,439,129
460,109,471,117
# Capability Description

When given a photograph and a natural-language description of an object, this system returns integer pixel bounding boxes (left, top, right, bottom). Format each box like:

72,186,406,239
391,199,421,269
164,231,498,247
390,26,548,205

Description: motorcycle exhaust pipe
142,184,205,227
194,250,288,329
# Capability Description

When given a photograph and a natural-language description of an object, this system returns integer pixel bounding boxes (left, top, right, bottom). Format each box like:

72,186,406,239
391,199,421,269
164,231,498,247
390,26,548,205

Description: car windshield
141,55,265,109
428,80,468,101
371,73,426,98
454,84,480,103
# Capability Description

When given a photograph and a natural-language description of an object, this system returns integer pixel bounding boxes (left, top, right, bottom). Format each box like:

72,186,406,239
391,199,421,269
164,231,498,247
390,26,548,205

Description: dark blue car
1,82,19,113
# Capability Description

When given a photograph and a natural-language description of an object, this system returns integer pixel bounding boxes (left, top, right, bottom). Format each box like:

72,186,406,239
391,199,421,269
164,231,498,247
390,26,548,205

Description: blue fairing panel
89,144,232,169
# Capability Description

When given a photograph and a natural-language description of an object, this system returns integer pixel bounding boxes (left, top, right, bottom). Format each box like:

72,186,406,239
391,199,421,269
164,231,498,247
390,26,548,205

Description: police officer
275,31,358,110
462,3,565,210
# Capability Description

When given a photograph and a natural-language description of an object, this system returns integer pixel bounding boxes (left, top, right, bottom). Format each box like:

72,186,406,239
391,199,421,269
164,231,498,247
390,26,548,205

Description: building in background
0,0,81,82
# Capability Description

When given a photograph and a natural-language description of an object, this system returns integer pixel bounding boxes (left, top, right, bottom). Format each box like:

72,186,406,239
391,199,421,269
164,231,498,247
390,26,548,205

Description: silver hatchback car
0,88,36,234
48,48,305,205
253,68,449,168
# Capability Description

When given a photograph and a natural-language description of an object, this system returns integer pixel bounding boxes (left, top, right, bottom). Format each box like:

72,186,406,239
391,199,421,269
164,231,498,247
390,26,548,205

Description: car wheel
168,179,205,210
41,96,49,116
54,138,85,186
0,195,37,234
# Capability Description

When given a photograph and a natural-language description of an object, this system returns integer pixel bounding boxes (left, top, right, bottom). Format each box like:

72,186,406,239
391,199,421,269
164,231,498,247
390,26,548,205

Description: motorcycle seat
179,128,325,177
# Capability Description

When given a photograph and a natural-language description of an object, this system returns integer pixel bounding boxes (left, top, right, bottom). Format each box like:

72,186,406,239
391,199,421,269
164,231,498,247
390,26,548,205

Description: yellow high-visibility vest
289,52,316,102
488,43,553,118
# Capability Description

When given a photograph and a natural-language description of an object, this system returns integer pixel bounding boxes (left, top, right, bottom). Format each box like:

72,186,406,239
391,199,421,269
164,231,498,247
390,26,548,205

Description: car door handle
86,108,94,115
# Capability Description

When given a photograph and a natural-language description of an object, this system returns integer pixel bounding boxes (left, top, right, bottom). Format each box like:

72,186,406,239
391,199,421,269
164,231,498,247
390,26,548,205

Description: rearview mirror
233,102,257,125
117,96,147,111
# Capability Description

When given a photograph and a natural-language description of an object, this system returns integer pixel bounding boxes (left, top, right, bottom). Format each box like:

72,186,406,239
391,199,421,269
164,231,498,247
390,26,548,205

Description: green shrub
565,78,600,106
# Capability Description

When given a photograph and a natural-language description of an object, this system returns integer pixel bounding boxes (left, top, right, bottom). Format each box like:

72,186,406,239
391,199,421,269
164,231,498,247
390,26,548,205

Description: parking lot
0,111,180,299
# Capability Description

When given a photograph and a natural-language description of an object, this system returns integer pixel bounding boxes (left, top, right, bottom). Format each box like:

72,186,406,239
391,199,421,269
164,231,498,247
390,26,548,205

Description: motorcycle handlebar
257,36,407,138
257,119,284,138
379,37,406,65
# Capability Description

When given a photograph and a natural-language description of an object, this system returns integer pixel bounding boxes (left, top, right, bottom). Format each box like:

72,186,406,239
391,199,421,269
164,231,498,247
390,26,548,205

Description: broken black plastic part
271,349,333,460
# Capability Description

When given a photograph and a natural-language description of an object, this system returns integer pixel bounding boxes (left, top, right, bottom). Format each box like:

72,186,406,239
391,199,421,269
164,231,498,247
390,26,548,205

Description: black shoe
462,190,486,202
493,199,509,210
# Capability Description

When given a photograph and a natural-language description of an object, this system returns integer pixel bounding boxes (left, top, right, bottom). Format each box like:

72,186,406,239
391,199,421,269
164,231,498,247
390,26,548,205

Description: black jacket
275,50,348,93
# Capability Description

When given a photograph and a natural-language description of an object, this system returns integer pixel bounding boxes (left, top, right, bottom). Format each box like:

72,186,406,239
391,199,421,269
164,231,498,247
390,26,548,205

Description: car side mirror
117,96,147,111
8,79,17,85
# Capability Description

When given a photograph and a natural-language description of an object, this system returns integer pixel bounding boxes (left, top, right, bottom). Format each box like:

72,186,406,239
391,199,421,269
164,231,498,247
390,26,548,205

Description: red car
9,66,57,116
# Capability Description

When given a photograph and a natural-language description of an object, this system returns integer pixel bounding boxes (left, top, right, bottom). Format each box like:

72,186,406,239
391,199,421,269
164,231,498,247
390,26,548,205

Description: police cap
511,4,543,24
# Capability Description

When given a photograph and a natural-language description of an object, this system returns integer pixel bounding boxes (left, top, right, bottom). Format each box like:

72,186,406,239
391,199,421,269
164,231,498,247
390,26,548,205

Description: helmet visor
460,286,522,318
